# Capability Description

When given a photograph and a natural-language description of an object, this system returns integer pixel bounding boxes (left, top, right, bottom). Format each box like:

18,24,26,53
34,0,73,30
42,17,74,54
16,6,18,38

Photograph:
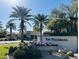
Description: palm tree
34,14,48,44
6,20,16,38
10,6,32,42
0,21,3,31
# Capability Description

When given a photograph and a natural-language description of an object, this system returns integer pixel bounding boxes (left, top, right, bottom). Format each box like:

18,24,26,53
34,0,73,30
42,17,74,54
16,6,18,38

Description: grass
0,43,18,59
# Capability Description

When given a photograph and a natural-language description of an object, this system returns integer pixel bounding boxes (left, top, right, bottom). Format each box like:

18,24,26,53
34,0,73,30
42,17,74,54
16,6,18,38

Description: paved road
0,40,31,45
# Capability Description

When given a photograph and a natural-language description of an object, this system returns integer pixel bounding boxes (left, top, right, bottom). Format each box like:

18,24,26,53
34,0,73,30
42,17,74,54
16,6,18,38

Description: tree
46,19,71,35
33,25,40,32
64,0,78,35
46,19,56,32
6,20,16,38
70,0,78,15
34,14,48,43
47,6,73,35
70,0,78,34
50,8,59,18
49,8,65,32
50,8,66,19
0,21,4,37
10,6,32,42
0,21,3,31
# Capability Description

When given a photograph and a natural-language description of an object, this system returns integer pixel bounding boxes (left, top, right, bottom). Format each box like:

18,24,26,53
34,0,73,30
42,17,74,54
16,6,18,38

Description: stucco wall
37,36,78,52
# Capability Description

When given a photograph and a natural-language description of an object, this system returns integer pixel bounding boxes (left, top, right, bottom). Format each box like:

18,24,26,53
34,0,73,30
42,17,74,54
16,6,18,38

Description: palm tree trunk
10,27,12,39
40,23,42,44
74,20,77,33
21,19,24,43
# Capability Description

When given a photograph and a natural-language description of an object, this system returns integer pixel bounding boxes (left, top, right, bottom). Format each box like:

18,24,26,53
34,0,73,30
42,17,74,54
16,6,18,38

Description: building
18,31,40,40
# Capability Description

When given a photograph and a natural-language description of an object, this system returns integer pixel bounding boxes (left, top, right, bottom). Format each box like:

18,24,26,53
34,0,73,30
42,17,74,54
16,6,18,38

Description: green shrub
8,46,14,55
8,46,17,55
13,48,26,59
13,43,42,59
67,51,74,57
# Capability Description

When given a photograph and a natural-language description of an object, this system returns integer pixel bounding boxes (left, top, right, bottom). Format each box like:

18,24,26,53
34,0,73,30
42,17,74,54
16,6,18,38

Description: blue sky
0,0,71,32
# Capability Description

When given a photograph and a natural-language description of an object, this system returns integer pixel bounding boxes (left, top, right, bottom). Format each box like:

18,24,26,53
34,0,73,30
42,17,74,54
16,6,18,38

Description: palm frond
6,20,16,30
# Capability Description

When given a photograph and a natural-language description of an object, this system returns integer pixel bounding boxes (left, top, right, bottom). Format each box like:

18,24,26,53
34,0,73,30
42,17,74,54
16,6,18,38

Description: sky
0,0,71,32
